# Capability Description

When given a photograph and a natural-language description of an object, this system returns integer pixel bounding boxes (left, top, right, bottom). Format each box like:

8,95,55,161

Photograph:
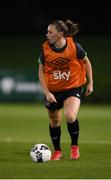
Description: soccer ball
30,143,51,163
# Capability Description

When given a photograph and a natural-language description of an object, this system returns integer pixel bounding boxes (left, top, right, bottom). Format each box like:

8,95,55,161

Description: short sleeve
75,42,87,59
38,52,44,64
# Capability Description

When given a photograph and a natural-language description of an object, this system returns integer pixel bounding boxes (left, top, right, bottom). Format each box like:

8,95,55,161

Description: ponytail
65,20,79,37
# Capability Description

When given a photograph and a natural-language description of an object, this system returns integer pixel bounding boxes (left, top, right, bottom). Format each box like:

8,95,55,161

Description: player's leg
48,109,62,160
64,96,80,159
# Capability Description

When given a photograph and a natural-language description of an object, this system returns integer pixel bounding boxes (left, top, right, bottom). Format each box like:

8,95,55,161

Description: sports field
0,103,111,179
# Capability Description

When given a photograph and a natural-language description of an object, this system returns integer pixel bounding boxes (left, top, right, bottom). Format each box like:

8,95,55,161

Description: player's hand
85,83,93,96
45,92,57,103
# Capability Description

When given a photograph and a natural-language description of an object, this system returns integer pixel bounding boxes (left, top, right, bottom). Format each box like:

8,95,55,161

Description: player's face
46,25,62,44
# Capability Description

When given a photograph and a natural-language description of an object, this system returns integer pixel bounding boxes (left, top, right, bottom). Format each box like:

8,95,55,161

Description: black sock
49,124,61,151
67,119,79,146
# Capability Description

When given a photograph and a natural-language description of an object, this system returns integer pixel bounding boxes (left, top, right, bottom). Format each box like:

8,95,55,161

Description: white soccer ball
30,143,51,163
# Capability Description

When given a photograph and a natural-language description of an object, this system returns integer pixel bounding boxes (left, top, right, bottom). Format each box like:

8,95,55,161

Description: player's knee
50,119,60,127
64,110,76,123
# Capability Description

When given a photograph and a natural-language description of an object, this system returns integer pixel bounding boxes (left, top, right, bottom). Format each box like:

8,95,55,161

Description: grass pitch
0,103,111,179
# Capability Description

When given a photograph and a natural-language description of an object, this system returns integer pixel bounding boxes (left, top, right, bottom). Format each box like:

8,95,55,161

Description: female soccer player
38,19,93,160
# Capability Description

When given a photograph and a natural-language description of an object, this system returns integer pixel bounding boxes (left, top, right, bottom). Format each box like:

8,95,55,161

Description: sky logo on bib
53,71,70,80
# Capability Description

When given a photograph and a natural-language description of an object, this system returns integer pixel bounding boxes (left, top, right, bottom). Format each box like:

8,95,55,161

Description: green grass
0,103,111,179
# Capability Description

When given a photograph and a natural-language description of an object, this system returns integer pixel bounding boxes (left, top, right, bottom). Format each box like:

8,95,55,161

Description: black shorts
45,86,84,112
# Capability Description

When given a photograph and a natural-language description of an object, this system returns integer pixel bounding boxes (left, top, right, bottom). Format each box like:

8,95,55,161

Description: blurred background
0,0,111,103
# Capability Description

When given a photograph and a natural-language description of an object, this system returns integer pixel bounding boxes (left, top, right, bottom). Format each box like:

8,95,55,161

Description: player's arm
82,56,93,96
75,42,93,96
38,54,57,103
